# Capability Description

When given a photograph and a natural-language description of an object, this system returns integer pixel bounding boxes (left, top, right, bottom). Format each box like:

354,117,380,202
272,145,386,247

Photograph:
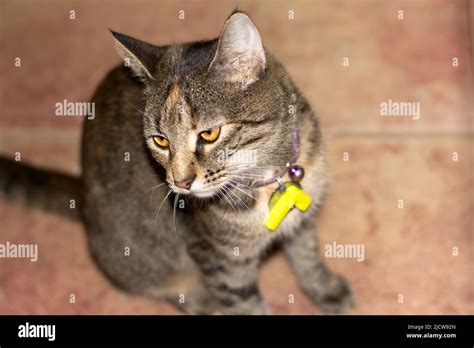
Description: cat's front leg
188,238,267,315
283,218,355,313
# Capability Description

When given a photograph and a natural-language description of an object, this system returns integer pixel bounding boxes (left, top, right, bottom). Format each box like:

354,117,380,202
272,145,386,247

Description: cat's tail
0,157,82,221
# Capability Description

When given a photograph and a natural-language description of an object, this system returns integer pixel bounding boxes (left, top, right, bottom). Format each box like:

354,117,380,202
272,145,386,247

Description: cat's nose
174,175,196,190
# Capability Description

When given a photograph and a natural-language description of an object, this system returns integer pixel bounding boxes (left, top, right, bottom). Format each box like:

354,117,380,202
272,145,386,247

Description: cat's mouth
169,182,228,199
169,172,269,199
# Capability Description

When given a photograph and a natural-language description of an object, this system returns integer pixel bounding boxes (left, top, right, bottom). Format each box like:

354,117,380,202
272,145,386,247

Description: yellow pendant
264,182,311,231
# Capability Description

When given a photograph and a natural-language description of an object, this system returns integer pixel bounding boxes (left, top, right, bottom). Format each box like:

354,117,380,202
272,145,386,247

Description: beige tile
316,135,473,314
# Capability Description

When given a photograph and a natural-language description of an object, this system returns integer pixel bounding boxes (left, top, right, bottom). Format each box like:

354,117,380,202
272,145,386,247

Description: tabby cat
0,11,353,314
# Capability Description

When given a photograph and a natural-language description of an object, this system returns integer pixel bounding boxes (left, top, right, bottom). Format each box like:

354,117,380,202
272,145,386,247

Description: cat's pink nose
174,175,196,190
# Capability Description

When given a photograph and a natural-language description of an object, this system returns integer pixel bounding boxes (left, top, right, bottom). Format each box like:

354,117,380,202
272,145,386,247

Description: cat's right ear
209,12,266,88
110,30,160,81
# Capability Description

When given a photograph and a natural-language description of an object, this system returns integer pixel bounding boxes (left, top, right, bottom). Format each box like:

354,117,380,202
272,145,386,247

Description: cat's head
112,11,296,198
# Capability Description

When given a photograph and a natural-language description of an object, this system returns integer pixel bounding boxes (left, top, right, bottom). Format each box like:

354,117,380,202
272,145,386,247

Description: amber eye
199,127,221,143
153,136,169,148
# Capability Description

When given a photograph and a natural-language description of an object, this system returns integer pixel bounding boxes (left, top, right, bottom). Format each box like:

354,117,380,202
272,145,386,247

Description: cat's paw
308,274,355,313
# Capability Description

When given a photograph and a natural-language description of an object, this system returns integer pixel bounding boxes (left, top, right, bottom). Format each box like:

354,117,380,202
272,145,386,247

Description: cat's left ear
209,12,266,88
110,30,162,81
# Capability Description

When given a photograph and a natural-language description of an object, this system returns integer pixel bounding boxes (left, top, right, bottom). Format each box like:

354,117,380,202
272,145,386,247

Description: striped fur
0,11,354,314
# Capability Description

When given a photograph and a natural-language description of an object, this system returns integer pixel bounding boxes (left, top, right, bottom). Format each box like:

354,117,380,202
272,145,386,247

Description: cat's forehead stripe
161,82,199,130
166,83,181,108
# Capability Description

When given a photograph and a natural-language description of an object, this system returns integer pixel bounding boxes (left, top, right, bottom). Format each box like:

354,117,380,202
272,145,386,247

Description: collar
244,127,300,189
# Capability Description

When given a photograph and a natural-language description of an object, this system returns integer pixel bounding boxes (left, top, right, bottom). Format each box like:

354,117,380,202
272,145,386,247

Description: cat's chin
191,189,219,199
170,186,219,199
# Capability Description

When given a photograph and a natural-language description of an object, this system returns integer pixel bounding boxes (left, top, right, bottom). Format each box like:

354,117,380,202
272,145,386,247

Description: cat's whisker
223,186,241,212
226,168,282,178
227,168,268,174
232,173,266,179
228,179,258,191
149,183,168,206
225,164,280,171
226,186,251,212
219,189,236,211
217,186,236,212
153,189,172,232
228,181,260,203
138,182,167,200
173,193,180,238
215,189,225,209
215,188,224,206
223,187,237,212
223,168,267,176
125,98,146,116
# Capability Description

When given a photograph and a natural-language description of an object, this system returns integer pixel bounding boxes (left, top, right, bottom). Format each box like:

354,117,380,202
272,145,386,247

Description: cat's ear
110,30,161,81
209,12,266,88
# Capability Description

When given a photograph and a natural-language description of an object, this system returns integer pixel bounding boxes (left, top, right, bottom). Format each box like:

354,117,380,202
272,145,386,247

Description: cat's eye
199,127,221,143
153,136,169,148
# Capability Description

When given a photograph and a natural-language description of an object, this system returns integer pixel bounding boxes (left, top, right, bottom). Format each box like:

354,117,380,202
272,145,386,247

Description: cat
0,11,354,314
